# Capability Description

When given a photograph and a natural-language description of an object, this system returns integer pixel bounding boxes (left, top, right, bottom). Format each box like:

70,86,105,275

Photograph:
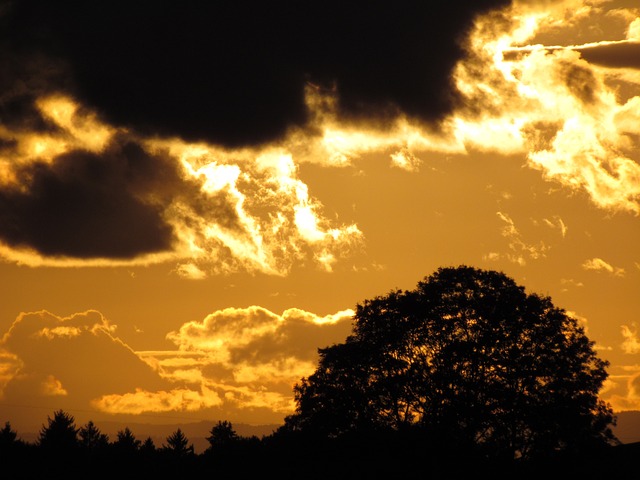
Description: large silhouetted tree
283,266,617,459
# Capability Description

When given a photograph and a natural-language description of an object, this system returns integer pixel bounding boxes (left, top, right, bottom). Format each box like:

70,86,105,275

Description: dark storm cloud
0,136,181,258
0,2,70,135
576,42,640,70
0,94,56,133
3,0,512,148
0,49,62,137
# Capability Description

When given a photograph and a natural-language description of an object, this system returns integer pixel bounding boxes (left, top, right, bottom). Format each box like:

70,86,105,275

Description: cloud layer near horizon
2,306,640,423
0,308,354,423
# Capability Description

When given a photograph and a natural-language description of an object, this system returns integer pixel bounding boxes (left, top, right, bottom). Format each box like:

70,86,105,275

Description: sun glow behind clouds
165,146,364,276
460,2,640,214
0,99,363,274
0,1,639,425
1,0,638,275
0,95,116,170
296,1,640,214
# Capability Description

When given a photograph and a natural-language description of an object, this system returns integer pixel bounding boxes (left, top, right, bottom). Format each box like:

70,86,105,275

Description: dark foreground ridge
1,415,638,480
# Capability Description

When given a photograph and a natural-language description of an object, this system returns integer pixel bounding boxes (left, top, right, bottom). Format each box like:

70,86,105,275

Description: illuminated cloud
0,350,22,398
621,325,640,354
576,40,640,70
41,374,67,396
0,113,363,274
566,310,589,328
0,307,353,420
560,278,584,291
453,1,640,214
0,310,117,345
166,306,353,359
174,263,207,280
36,326,83,340
390,149,423,172
90,305,353,417
217,385,295,414
603,367,640,412
92,386,223,415
131,306,355,415
628,18,640,40
1,0,637,277
582,257,626,276
541,216,568,238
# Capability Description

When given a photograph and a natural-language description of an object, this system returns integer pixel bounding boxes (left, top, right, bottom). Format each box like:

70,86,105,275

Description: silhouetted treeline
2,267,635,478
1,411,639,480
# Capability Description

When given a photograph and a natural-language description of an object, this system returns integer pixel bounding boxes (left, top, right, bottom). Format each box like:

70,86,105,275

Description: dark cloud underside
0,139,179,258
558,60,600,105
3,0,511,147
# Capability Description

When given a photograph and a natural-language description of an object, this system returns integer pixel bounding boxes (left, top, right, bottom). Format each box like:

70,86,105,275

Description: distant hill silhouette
611,411,640,444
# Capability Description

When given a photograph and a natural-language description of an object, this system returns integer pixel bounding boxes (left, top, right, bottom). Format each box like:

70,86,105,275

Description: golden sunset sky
0,0,639,435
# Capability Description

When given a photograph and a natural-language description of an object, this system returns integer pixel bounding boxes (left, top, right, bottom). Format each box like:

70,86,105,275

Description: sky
0,0,639,435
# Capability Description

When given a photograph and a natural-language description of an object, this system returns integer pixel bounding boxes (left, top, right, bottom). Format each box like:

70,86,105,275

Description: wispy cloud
485,212,548,265
560,278,584,292
541,216,568,238
582,257,626,276
390,148,422,172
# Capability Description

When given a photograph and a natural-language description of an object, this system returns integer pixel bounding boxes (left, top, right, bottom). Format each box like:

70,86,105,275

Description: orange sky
1,0,639,434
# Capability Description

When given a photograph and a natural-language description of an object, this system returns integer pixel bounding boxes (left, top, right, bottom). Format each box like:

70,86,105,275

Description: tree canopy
38,409,79,453
206,420,239,452
283,266,617,459
113,427,141,454
163,428,194,457
79,421,109,451
0,422,20,447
